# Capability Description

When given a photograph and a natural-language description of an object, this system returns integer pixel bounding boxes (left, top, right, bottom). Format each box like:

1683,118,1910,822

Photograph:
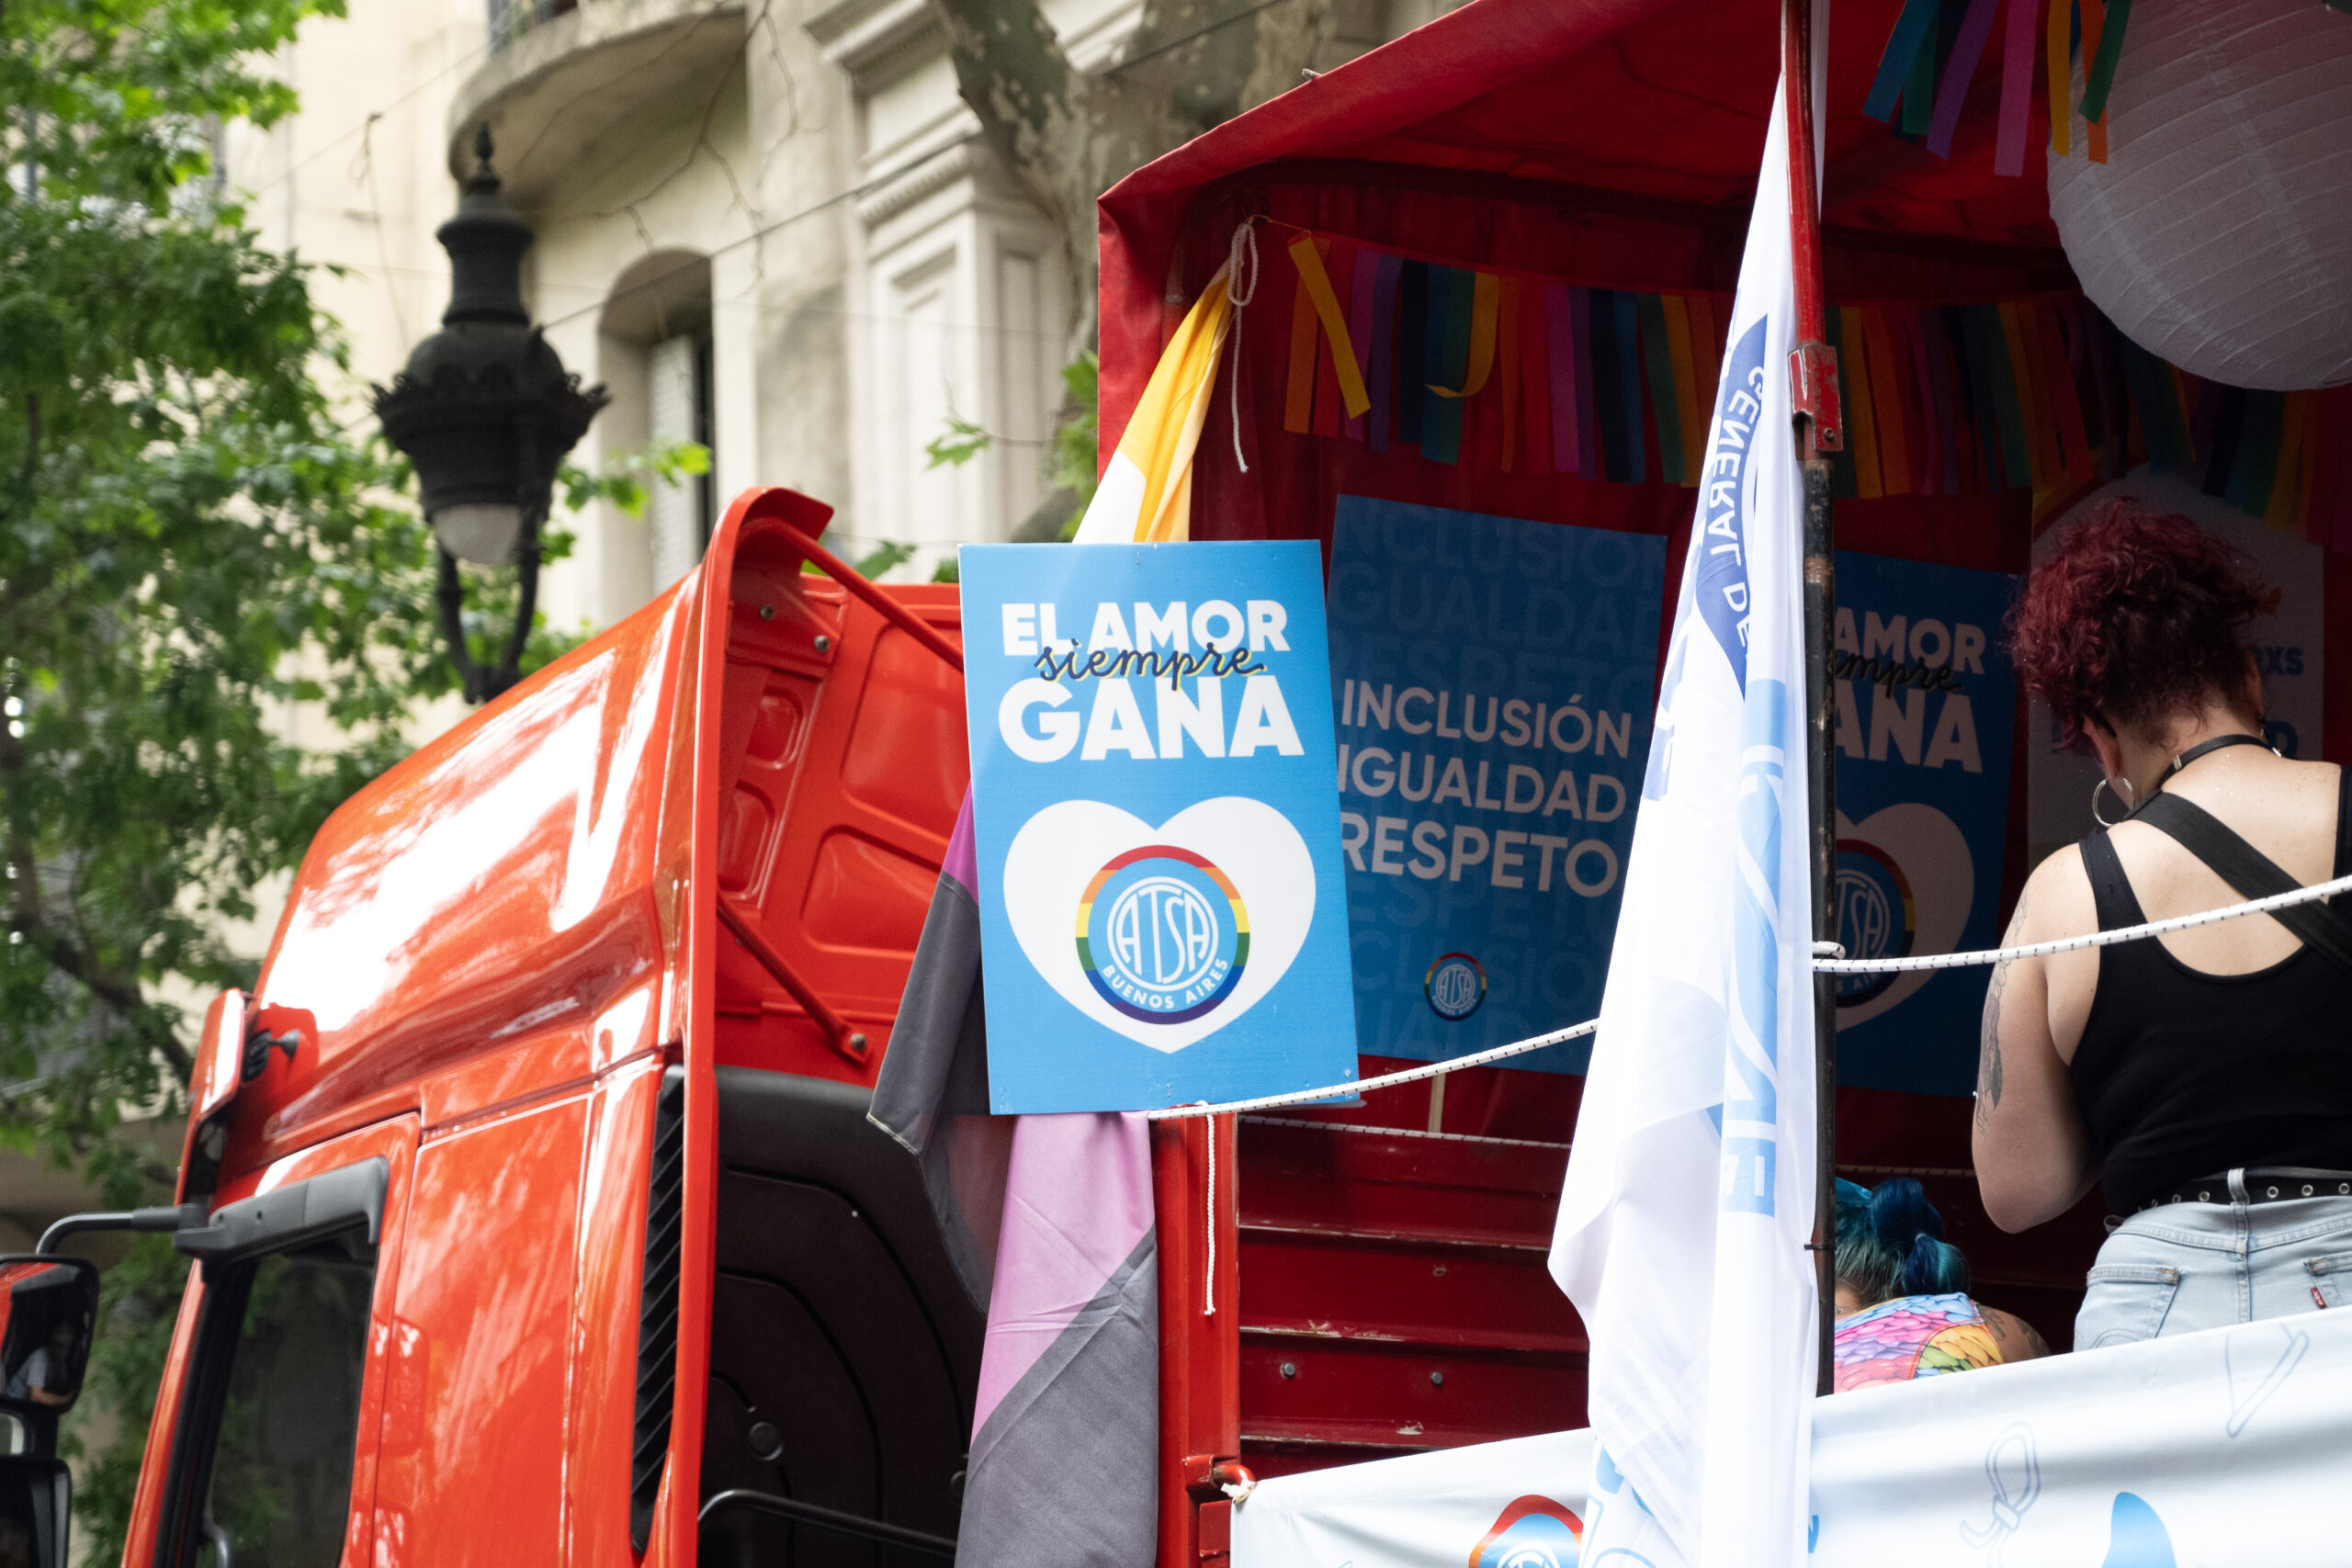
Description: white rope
1204,1129,1216,1316
1147,1019,1599,1122
1226,220,1261,475
1817,869,2352,974
1147,872,2352,1122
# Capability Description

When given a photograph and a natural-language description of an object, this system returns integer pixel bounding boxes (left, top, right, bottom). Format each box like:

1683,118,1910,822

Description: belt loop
2228,1168,2250,1206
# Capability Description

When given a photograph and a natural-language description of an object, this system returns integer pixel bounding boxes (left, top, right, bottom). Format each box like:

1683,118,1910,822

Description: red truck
0,480,1613,1568
6,0,2233,1557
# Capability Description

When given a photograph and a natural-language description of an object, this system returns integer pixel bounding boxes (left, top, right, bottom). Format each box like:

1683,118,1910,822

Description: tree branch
0,717,192,1080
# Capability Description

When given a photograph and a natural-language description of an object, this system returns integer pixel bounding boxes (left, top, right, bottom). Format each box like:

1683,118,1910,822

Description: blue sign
1830,550,2018,1096
957,542,1360,1113
1326,499,1666,1072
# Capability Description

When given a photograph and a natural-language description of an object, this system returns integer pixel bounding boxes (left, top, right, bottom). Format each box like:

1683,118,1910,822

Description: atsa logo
1468,1495,1583,1568
1076,845,1249,1024
1425,953,1487,1021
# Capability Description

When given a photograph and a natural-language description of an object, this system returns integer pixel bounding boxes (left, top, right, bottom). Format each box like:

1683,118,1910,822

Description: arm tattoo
1976,891,2029,1125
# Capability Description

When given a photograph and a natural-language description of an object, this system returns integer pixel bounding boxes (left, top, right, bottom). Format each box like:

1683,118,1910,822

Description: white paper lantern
2047,0,2352,391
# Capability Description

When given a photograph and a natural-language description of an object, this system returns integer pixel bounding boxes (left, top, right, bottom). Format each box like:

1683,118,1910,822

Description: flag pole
1781,0,1846,1399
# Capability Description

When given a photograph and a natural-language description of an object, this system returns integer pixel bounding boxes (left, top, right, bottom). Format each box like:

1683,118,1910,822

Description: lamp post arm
436,547,486,705
485,426,545,704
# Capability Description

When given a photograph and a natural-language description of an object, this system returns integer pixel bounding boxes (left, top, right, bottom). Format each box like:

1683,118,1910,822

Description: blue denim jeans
2075,1170,2352,1351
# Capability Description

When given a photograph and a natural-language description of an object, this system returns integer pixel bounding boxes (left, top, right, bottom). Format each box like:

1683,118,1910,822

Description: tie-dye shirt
1832,1292,2005,1393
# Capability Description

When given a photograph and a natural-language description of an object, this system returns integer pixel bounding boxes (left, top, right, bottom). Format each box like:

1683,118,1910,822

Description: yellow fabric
1083,261,1236,544
1286,236,1371,419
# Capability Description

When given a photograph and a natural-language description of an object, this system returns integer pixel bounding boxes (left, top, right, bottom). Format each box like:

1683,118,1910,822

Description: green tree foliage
922,350,1099,549
1,0,446,1198
0,2,690,1544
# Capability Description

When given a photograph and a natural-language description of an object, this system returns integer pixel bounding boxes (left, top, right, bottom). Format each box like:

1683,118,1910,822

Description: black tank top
2068,765,2352,1214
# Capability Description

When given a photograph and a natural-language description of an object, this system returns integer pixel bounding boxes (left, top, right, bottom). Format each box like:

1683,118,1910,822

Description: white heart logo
1001,797,1316,1052
1834,802,1973,1027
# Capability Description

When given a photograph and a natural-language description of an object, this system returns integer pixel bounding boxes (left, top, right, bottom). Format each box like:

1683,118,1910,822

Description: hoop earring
2092,773,2136,829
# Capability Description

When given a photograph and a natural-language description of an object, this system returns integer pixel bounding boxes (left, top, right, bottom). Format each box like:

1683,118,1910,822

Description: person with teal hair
1831,1178,2051,1393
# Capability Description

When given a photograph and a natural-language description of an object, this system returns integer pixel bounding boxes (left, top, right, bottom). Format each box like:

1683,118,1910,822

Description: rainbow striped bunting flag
1277,233,2352,550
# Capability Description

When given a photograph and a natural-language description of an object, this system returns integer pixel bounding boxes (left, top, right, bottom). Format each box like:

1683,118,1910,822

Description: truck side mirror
0,1259,97,1420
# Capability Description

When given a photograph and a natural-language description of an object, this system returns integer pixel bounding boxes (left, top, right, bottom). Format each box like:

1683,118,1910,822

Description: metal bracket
1790,341,1845,454
717,897,870,1065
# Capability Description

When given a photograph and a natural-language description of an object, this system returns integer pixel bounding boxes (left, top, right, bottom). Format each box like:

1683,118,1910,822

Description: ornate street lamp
374,127,608,703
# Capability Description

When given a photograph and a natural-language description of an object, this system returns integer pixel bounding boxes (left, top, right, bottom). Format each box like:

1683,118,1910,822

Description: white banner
1545,71,1818,1568
1232,1307,2352,1568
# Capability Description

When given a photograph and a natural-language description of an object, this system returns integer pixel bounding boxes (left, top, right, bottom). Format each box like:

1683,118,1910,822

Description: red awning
1099,0,2068,454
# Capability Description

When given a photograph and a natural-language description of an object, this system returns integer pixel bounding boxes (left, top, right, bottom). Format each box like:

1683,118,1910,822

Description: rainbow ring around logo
1425,952,1487,1021
1469,1495,1583,1568
1833,835,1917,1010
1074,845,1250,1025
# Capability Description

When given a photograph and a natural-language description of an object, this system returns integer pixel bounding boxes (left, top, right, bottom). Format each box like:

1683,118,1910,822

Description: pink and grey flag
872,795,1159,1567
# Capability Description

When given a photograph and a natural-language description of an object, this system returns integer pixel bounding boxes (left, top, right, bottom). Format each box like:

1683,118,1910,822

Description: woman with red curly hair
1978,498,2352,1350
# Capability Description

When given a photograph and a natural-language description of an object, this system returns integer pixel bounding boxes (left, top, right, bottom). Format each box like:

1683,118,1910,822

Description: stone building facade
221,0,1456,638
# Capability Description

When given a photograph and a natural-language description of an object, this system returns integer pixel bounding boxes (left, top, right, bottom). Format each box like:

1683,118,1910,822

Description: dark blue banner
1327,499,1667,1071
1830,550,2019,1096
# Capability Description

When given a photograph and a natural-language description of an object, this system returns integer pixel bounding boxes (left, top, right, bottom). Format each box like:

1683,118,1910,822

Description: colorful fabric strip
1367,253,1402,455
1637,292,1686,485
2079,0,2131,123
1616,291,1646,485
1996,0,2039,177
1665,294,1704,484
1546,285,1578,479
1430,270,1500,400
1311,239,1351,439
1345,248,1379,443
2048,0,2072,157
1521,280,1552,475
1902,8,1939,138
1397,262,1428,447
1289,235,1370,423
1840,308,1884,500
1978,305,2033,488
1928,0,2003,159
1422,265,1474,463
2083,0,2109,162
1498,277,1522,471
1284,254,1319,435
1996,301,2050,491
1863,309,1912,495
1866,0,1942,121
1571,288,1599,482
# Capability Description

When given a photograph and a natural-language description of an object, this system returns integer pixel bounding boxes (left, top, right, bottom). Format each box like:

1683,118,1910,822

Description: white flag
1547,72,1819,1568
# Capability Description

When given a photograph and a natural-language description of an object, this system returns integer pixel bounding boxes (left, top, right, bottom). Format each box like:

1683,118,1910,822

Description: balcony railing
487,0,581,51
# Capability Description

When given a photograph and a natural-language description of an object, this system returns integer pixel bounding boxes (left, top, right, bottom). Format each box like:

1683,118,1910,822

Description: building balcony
453,0,747,204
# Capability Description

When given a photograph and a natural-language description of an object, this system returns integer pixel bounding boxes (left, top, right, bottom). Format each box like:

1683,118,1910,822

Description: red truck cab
122,488,980,1568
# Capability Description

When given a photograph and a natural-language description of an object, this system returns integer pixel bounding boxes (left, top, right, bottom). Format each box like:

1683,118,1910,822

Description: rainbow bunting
1274,231,2352,549
1864,0,2137,173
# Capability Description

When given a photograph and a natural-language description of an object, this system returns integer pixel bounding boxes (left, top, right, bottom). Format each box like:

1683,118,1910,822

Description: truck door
145,1116,419,1568
368,1083,592,1568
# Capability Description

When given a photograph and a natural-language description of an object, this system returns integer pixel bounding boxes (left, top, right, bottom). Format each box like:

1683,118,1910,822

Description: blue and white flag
1547,73,1820,1568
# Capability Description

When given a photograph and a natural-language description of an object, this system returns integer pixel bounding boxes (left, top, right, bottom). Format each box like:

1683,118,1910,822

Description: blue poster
1326,499,1666,1071
957,542,1360,1112
1830,550,2018,1096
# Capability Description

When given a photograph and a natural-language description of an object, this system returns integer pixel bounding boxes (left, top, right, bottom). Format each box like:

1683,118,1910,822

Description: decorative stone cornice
806,0,937,95
854,140,993,229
